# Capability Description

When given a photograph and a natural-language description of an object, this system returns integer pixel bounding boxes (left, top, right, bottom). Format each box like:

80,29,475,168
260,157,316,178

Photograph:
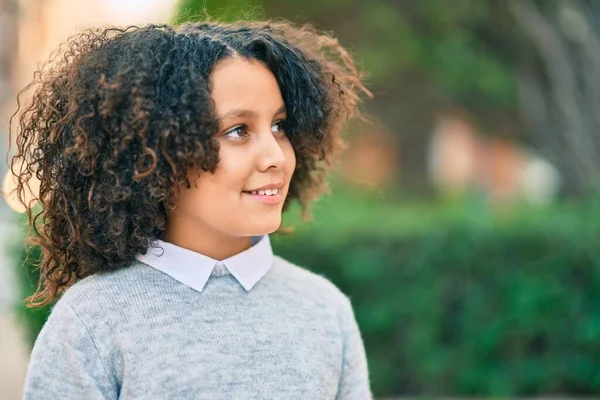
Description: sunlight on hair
2,168,39,214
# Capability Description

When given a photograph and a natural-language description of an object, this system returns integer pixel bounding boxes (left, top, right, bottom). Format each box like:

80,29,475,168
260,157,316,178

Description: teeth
247,188,279,196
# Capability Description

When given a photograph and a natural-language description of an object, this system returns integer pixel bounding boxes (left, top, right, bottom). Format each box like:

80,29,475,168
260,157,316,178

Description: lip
243,182,284,192
242,191,284,205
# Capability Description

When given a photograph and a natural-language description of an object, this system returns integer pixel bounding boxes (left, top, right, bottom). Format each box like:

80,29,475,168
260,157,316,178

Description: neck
163,214,252,261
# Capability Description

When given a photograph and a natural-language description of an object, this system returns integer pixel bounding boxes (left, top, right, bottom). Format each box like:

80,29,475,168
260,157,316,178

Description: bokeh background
2,0,600,398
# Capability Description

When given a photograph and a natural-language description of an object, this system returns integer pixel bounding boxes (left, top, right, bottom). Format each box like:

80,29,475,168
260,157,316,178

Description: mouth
242,185,285,205
242,188,281,196
242,182,284,197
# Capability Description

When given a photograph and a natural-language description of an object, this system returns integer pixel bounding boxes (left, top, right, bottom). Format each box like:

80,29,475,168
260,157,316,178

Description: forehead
209,57,283,115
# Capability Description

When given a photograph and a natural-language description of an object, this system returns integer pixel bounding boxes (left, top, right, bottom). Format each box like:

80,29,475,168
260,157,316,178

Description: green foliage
13,196,600,396
274,199,600,396
175,0,264,23
175,0,517,110
355,0,516,107
8,226,50,347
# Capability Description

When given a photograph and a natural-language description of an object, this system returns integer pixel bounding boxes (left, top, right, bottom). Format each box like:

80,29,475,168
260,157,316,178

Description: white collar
135,235,273,292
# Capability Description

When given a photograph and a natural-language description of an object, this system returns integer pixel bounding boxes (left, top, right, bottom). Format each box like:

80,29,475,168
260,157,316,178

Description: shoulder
26,280,123,399
269,255,351,308
57,261,163,321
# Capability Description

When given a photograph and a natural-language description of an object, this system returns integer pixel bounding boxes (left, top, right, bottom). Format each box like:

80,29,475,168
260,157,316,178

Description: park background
2,0,600,398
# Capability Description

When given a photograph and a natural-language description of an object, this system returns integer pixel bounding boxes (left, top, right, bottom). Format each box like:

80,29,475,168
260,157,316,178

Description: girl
11,19,372,399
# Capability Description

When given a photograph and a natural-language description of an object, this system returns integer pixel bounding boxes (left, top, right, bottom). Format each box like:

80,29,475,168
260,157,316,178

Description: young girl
11,19,372,399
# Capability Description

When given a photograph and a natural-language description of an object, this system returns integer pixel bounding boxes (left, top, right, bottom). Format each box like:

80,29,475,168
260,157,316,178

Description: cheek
175,177,233,219
284,140,297,172
178,165,241,207
207,150,251,192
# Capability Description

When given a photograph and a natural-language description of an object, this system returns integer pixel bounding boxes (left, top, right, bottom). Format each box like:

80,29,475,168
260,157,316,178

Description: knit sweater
23,256,372,399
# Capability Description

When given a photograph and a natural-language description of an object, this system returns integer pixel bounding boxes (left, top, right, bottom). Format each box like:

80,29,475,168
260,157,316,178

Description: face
170,57,296,240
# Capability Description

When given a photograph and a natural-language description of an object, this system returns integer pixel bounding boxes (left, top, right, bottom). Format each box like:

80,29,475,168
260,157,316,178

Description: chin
248,215,282,236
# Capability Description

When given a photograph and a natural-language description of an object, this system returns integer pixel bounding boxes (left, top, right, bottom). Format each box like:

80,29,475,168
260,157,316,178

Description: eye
272,120,286,134
224,125,249,140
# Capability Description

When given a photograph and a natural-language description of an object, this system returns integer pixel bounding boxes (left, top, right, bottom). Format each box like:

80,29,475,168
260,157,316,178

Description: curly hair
8,20,370,308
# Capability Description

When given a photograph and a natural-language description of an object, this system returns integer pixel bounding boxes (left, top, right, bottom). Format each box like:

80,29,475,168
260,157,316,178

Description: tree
509,0,600,196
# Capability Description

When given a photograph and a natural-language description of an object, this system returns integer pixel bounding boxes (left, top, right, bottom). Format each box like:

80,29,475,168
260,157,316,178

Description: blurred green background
11,0,600,398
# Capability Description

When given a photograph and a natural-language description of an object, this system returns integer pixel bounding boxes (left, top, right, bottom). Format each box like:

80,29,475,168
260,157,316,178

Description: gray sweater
23,256,372,399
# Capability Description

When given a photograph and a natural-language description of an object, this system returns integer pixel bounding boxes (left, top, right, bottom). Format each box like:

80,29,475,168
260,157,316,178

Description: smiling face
164,57,296,251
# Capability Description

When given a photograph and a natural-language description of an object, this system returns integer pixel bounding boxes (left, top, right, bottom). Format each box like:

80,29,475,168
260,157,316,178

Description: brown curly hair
8,19,370,308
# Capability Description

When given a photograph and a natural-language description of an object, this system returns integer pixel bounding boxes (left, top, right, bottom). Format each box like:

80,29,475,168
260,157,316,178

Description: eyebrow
217,105,287,121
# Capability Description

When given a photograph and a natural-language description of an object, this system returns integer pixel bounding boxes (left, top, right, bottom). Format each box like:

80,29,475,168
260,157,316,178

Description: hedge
11,198,600,397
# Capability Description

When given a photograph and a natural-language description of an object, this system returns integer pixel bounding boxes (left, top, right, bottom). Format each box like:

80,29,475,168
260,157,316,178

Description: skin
163,57,296,260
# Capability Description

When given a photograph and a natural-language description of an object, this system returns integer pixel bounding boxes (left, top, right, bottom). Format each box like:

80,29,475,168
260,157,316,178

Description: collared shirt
135,235,273,292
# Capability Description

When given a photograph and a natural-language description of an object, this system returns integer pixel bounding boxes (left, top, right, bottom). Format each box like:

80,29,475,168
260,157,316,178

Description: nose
256,129,288,172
